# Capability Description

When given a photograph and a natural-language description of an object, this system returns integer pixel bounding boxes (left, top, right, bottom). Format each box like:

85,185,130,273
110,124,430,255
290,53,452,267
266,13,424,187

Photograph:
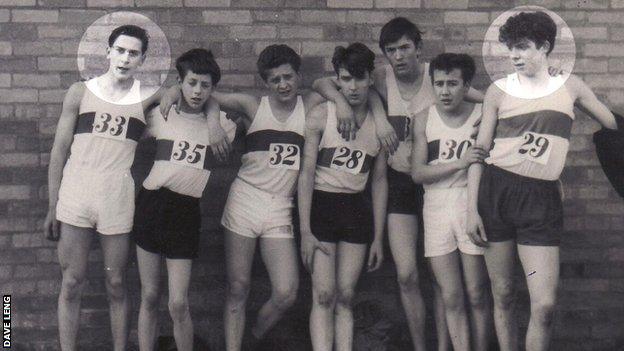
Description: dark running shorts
310,189,373,244
387,166,424,215
133,187,201,259
478,165,563,246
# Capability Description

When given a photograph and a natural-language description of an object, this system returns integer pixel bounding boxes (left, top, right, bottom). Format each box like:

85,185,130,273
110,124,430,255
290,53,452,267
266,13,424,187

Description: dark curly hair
429,53,476,84
499,11,557,55
379,17,424,54
332,42,375,79
175,48,221,85
256,44,301,82
108,25,149,54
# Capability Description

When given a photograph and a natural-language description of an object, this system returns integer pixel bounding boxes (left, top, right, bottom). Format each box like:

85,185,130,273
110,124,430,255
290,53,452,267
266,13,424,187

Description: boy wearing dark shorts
133,48,235,351
298,43,387,350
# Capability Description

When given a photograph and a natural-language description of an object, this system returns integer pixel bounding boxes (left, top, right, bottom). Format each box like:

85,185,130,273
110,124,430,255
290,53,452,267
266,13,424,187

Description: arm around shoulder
567,74,616,130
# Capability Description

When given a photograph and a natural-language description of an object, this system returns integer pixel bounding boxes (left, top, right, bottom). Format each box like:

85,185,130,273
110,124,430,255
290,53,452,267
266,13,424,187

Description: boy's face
507,38,548,76
263,63,301,103
106,34,145,80
179,71,213,112
337,67,372,107
432,68,469,113
383,35,420,78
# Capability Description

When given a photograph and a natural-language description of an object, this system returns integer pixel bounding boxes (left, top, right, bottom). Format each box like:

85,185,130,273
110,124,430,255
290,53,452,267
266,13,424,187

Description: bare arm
44,82,84,240
211,90,259,122
298,103,330,272
568,74,616,130
312,76,357,141
466,84,501,247
368,150,388,272
464,86,484,104
411,110,487,184
303,90,326,113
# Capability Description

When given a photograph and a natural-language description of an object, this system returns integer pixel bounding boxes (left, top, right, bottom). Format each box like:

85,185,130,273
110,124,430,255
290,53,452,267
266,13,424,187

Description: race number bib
92,112,130,140
438,138,473,163
330,146,366,174
268,143,300,170
518,132,552,165
170,139,207,170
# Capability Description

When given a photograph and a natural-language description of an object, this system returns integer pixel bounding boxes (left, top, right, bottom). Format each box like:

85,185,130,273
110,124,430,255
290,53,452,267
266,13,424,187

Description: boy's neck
436,100,473,120
178,98,204,116
396,61,423,84
268,94,297,112
100,71,134,91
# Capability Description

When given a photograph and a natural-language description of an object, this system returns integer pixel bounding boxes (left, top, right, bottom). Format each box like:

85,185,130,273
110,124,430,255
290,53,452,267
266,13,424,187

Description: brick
302,41,346,56
230,25,276,39
591,322,624,338
254,10,297,23
136,0,183,6
12,10,59,23
253,40,301,55
468,0,514,7
585,74,624,88
444,11,490,24
0,105,13,118
14,264,58,279
300,10,346,23
87,0,134,6
586,201,624,214
0,10,8,22
0,89,37,103
570,27,608,40
324,24,373,41
0,73,9,88
231,0,281,6
203,10,252,24
0,0,35,5
346,10,394,24
219,74,256,87
588,11,623,23
375,0,421,8
328,0,372,8
0,153,38,167
38,57,77,71
0,266,11,281
39,0,86,6
38,89,65,103
279,25,323,39
562,278,610,292
573,58,608,73
423,0,468,8
13,74,61,89
58,9,106,23
0,135,15,150
0,41,9,56
2,281,36,296
184,0,231,6
562,0,608,8
38,25,85,39
0,185,30,200
610,27,624,41
13,41,61,56
614,0,624,8
608,58,624,72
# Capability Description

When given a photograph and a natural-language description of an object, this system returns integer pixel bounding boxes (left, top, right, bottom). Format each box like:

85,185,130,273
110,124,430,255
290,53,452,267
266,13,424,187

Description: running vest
67,77,145,172
315,102,380,194
386,63,437,174
425,103,482,189
142,109,237,198
486,74,575,181
237,96,306,197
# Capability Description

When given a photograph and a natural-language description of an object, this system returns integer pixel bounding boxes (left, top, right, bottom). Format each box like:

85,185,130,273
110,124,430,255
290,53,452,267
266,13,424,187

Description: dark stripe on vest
154,139,219,170
495,110,572,140
316,147,374,174
388,115,409,141
244,130,304,153
427,139,440,163
74,111,145,141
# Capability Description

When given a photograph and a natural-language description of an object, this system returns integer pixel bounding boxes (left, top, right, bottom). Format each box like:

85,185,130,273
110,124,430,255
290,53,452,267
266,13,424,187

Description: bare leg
461,253,492,351
252,237,299,338
137,246,162,351
310,242,337,351
99,232,131,351
431,281,451,351
57,223,94,351
224,229,257,351
334,242,367,351
517,245,559,351
166,258,194,351
429,251,470,351
484,240,518,351
387,214,427,351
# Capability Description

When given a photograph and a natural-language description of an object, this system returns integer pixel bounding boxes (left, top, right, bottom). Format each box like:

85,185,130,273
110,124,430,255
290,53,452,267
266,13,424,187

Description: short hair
379,17,424,54
429,53,476,84
108,25,149,54
256,44,301,81
175,48,221,85
498,11,556,55
332,42,376,79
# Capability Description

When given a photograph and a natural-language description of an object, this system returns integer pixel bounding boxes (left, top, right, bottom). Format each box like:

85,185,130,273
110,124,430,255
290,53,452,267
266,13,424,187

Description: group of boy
44,10,618,351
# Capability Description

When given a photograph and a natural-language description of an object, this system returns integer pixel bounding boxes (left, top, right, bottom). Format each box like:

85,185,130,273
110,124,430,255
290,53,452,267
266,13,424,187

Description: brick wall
1,0,623,350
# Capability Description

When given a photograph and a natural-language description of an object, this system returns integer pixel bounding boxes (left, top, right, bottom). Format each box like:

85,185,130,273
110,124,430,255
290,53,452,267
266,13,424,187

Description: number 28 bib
330,146,366,174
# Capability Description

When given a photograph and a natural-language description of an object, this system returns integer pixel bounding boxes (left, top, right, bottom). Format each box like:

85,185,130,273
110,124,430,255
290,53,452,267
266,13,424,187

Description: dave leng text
3,295,10,349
